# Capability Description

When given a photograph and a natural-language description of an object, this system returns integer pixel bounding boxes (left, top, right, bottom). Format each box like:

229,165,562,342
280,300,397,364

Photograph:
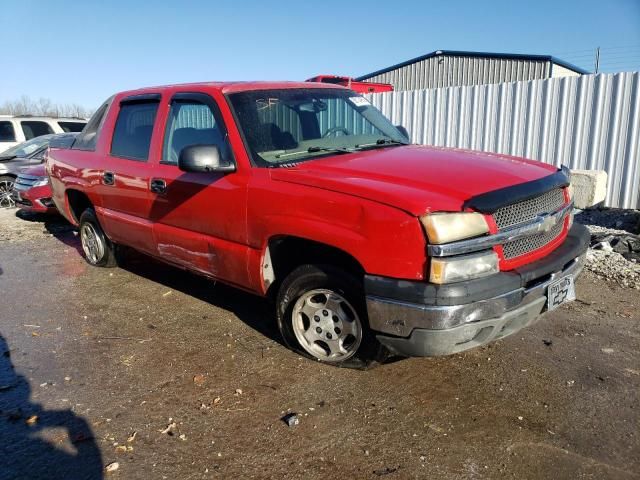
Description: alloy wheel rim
291,289,362,362
0,180,15,208
80,223,104,264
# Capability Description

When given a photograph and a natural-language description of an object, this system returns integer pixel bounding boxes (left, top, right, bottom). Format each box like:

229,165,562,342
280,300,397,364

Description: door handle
150,178,167,194
103,171,115,185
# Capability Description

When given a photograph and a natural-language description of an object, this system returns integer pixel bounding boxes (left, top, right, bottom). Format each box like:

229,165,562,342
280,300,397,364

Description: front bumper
365,223,590,357
12,185,57,214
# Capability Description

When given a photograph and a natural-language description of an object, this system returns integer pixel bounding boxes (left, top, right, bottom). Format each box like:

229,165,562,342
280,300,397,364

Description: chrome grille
493,188,565,230
502,217,565,259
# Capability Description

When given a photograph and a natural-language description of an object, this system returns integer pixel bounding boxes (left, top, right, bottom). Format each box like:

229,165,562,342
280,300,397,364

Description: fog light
430,250,499,284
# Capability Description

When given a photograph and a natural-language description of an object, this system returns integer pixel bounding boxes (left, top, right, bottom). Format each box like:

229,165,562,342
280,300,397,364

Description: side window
57,121,86,133
111,101,159,161
73,100,110,151
20,121,54,140
162,98,227,164
0,121,16,142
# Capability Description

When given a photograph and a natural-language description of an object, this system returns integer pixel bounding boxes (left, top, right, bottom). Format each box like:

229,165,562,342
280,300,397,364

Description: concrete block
570,169,608,209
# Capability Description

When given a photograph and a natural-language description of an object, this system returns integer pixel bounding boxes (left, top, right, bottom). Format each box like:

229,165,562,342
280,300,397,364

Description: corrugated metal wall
361,55,551,91
366,72,640,209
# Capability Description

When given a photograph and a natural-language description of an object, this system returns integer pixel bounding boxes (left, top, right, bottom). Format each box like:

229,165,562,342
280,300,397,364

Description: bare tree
0,95,93,118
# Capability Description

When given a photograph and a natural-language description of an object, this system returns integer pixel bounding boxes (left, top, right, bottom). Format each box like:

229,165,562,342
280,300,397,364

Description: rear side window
73,100,111,151
0,121,15,142
162,100,226,164
58,121,86,133
111,101,159,161
20,121,54,140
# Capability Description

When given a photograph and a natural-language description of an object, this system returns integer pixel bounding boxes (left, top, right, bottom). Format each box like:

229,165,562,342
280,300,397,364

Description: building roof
356,50,590,81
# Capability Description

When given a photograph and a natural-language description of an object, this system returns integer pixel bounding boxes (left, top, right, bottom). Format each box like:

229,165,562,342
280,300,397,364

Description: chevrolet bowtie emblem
539,214,558,233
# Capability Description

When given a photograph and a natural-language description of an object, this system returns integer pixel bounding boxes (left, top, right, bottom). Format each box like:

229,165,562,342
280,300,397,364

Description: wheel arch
65,189,93,224
264,235,365,297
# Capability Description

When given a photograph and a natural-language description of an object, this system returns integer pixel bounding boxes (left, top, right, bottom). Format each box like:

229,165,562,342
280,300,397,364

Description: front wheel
0,176,16,208
276,264,388,369
79,208,117,267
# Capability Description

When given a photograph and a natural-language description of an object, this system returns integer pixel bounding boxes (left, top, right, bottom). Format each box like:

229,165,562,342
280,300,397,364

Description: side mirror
395,125,410,141
178,145,235,173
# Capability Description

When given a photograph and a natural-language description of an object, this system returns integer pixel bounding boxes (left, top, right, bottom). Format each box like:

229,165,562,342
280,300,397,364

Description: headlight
32,177,49,187
420,212,489,244
430,250,499,284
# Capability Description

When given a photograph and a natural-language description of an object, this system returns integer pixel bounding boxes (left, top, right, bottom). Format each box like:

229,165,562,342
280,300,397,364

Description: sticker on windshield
349,96,370,108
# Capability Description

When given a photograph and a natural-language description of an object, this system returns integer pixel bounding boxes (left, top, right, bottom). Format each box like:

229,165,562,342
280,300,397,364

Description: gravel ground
575,208,640,289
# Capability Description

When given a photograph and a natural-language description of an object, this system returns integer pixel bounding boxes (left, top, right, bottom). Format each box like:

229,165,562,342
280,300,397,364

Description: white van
0,115,87,153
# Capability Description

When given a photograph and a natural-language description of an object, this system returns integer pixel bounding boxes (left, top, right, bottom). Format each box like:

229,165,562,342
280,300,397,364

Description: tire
0,175,16,209
276,264,388,369
78,208,117,267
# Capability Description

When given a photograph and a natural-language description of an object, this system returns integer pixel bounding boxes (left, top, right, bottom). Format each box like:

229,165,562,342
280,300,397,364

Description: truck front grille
493,188,565,230
502,218,564,259
493,187,567,260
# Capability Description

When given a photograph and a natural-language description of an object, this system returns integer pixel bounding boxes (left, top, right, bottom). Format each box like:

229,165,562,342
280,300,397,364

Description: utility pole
594,47,600,74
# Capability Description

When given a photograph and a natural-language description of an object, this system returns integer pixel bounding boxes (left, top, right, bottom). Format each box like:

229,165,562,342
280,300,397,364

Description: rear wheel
79,208,117,267
276,264,388,369
0,176,15,208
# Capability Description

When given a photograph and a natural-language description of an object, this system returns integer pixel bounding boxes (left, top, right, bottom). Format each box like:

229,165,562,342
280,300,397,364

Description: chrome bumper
367,253,584,338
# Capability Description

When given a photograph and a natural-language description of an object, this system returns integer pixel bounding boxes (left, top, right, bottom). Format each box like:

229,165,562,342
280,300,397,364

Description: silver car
0,133,77,208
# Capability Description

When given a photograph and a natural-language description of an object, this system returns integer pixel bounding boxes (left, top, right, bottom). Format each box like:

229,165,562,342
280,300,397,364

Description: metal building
356,50,588,91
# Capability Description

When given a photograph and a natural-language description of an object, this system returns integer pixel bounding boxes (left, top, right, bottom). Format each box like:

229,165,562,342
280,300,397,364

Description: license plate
547,275,576,310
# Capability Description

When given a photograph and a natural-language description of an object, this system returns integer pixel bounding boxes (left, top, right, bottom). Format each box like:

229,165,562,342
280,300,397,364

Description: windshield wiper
275,146,353,159
354,138,409,150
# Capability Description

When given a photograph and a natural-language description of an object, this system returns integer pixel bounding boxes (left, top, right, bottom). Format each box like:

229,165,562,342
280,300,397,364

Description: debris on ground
105,462,119,473
281,413,299,427
575,208,640,289
25,415,38,426
127,431,137,443
159,420,177,435
373,466,399,476
193,374,206,387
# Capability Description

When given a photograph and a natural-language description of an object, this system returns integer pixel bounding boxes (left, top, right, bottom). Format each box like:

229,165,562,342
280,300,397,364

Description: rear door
97,95,160,254
148,92,248,284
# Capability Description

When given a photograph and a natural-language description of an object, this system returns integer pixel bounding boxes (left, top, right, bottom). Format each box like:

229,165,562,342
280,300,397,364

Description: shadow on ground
0,335,103,480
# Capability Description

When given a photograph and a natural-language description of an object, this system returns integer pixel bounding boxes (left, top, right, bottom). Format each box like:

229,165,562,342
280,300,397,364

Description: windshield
227,88,409,166
0,134,53,159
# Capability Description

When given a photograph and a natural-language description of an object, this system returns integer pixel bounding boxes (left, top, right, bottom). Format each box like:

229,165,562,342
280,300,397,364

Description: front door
148,93,248,285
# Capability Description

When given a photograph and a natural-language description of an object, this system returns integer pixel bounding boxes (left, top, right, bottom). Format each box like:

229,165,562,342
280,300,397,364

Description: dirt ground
0,208,638,480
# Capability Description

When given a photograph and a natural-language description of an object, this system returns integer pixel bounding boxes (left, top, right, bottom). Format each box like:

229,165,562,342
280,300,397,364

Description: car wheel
0,176,16,208
79,208,117,267
276,264,388,369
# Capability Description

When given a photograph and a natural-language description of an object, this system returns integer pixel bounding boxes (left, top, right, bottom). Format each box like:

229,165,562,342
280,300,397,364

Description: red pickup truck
47,81,589,369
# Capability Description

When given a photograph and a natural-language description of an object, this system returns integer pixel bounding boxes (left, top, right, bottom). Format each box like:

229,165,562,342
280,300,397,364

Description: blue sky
1,0,639,109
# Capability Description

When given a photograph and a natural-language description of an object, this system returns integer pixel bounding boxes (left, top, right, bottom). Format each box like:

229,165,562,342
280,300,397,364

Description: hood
269,145,558,215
